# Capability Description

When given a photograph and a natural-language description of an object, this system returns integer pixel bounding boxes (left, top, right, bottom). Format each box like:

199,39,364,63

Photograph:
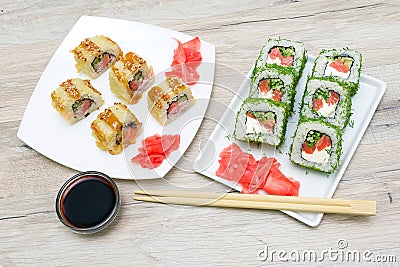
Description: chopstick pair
134,190,376,216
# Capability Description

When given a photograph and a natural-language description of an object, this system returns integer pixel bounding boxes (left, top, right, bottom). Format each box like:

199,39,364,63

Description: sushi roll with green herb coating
312,48,362,96
290,118,342,173
250,67,296,113
234,98,290,146
253,38,307,82
300,77,352,129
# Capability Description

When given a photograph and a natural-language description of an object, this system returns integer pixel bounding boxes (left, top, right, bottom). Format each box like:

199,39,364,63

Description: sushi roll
254,38,307,82
300,78,352,129
147,75,195,125
91,103,142,155
234,98,290,146
312,48,362,96
250,67,296,112
51,78,104,124
71,35,123,79
290,118,342,173
109,52,154,104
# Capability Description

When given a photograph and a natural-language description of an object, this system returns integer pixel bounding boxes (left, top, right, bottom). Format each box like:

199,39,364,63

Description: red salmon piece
329,59,350,73
123,127,138,143
97,53,111,72
272,90,283,101
246,112,256,119
167,101,179,115
326,91,339,105
302,142,316,154
269,47,283,60
281,56,294,66
261,119,275,132
258,79,269,94
316,134,331,151
312,98,323,110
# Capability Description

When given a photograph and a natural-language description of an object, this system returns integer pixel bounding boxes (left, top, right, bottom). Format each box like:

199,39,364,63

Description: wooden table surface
1,0,399,266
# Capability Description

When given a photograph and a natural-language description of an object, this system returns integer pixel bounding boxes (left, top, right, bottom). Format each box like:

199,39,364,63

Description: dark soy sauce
60,176,116,228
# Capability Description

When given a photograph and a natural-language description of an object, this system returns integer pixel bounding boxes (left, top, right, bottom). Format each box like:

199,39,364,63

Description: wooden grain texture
1,0,400,266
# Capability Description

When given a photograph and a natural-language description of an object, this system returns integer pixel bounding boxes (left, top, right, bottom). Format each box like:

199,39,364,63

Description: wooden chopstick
134,190,376,216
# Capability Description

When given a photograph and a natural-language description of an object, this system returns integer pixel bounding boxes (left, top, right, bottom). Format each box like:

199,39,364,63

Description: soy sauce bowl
56,171,121,234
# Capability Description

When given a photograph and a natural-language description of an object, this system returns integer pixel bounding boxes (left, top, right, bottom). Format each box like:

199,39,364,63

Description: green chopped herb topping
268,78,284,91
313,88,330,100
277,46,295,57
305,130,322,147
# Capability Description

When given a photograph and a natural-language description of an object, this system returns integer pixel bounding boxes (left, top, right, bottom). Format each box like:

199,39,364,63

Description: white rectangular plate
193,55,386,227
17,16,215,179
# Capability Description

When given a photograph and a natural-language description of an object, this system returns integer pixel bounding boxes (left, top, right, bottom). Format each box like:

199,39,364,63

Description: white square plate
193,55,386,227
17,16,215,179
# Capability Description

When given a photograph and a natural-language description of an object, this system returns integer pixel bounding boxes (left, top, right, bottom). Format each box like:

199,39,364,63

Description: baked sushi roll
234,98,290,146
250,67,296,113
109,52,154,104
300,78,352,129
51,78,104,124
147,75,195,125
290,118,342,173
254,38,307,82
71,35,122,79
91,103,142,155
312,48,362,96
